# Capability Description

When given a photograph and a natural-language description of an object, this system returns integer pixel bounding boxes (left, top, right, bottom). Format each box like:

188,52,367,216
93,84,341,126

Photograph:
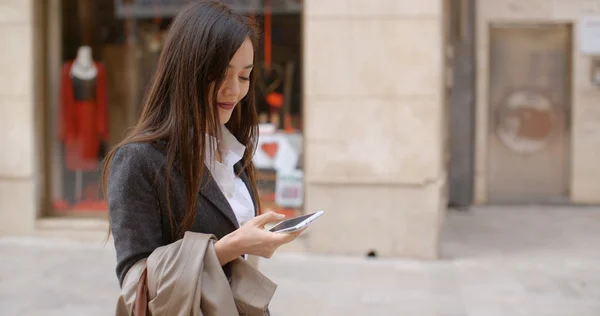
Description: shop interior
50,0,305,217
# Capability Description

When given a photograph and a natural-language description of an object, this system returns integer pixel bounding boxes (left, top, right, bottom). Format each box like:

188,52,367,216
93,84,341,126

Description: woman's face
215,38,254,124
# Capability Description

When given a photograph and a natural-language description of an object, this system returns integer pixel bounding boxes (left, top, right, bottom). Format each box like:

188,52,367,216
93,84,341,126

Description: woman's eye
239,76,250,81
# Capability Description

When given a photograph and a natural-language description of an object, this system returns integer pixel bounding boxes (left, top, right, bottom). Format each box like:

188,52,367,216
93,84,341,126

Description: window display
50,0,304,216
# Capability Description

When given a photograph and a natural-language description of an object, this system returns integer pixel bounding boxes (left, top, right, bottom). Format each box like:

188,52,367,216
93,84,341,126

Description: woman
103,0,302,293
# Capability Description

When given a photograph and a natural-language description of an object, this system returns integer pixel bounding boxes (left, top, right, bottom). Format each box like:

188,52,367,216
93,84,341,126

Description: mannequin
58,46,109,207
70,46,98,79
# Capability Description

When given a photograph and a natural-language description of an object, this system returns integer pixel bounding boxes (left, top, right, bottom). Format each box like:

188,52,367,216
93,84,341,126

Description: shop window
50,0,304,217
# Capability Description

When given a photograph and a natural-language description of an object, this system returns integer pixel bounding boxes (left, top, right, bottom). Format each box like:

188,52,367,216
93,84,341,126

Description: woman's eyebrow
228,64,254,69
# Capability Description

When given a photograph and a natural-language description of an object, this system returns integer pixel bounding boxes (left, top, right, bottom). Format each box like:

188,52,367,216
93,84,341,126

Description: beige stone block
571,158,600,204
572,53,585,88
473,173,488,204
0,96,34,178
0,179,36,235
304,96,442,184
0,0,31,23
305,183,442,259
473,91,489,204
573,55,598,91
0,24,33,96
473,19,490,204
389,181,444,258
305,0,441,18
34,218,112,244
478,0,553,20
304,19,442,97
570,53,600,203
570,89,600,204
305,184,394,256
571,153,600,203
552,0,600,20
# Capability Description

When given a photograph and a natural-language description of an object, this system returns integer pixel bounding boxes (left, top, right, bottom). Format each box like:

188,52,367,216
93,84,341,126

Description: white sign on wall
579,16,600,55
275,169,303,208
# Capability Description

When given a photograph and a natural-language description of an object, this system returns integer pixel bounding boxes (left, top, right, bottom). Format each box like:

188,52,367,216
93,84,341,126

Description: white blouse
205,126,255,228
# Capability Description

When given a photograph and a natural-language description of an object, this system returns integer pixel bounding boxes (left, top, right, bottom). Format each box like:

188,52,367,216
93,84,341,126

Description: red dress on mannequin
59,61,109,171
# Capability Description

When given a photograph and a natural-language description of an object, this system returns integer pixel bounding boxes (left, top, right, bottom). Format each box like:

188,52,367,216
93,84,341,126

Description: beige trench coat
115,232,276,316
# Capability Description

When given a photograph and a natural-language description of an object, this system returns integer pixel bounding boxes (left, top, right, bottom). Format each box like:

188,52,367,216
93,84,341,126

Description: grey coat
106,141,257,286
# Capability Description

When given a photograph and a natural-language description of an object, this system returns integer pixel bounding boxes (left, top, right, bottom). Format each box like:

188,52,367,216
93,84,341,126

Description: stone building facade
1,0,598,260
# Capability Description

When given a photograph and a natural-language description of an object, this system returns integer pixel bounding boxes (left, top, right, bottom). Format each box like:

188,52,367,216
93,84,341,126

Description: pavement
0,206,599,316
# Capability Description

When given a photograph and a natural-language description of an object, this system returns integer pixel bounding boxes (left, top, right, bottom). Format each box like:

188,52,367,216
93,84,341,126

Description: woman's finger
275,227,306,243
249,211,285,228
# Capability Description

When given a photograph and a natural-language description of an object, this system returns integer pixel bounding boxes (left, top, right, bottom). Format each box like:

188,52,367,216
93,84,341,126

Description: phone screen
269,212,321,232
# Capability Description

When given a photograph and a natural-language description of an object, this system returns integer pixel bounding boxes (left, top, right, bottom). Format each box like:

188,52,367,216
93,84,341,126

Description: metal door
488,25,571,203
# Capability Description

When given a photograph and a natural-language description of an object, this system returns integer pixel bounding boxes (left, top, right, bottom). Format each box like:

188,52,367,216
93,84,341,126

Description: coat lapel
151,139,249,229
199,170,240,229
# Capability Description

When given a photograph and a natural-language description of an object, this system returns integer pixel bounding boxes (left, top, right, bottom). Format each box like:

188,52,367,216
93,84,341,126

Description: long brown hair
102,0,262,239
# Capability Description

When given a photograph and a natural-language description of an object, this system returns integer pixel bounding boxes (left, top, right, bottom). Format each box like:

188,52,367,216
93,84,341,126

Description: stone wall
0,0,37,234
303,0,446,258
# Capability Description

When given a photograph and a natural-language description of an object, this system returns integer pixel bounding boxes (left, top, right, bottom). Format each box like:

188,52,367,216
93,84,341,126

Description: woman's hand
214,211,304,265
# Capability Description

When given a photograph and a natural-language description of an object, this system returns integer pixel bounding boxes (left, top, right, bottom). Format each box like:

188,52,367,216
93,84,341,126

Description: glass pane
50,0,304,216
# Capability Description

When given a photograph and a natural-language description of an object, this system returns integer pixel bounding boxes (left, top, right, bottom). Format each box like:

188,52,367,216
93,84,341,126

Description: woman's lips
217,102,235,110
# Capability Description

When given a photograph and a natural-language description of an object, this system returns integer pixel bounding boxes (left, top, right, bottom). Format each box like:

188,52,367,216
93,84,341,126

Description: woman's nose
222,79,240,96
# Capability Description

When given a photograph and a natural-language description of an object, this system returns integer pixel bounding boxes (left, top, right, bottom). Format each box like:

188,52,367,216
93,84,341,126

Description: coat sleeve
107,143,164,287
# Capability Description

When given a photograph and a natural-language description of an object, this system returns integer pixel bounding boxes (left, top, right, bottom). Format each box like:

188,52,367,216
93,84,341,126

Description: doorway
487,24,572,203
446,0,476,208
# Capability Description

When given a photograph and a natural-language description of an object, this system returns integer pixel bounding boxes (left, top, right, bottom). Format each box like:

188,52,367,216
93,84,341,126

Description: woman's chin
219,113,233,125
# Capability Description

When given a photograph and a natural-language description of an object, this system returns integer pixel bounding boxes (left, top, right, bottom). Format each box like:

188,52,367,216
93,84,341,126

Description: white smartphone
269,210,324,233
